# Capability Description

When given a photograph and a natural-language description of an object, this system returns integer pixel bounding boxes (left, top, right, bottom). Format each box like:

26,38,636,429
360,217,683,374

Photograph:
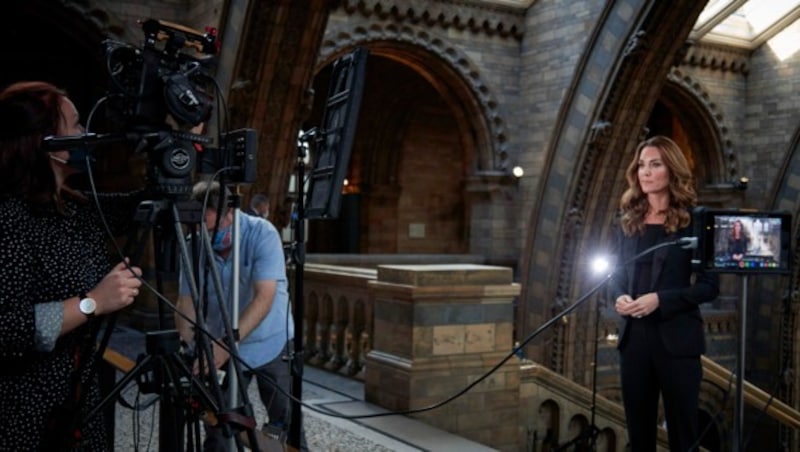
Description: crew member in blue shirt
176,180,293,450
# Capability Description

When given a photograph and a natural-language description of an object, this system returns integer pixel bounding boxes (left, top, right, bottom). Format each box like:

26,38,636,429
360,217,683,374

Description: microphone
41,132,132,151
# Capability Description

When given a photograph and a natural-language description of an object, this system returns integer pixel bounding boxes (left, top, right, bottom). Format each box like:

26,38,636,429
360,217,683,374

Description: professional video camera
105,19,256,194
44,18,256,196
104,19,217,130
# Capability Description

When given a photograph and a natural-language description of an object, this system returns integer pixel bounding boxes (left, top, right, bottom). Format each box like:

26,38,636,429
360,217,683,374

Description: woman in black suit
609,135,719,452
727,219,749,263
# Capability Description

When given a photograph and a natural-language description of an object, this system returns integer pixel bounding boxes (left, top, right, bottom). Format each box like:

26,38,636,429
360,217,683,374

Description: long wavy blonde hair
619,135,696,235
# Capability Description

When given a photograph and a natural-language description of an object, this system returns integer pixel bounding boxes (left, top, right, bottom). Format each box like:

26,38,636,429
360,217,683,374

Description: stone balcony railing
292,257,800,452
103,255,799,451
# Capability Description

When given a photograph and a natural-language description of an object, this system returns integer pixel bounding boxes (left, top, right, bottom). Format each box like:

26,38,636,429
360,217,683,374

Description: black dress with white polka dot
0,192,138,451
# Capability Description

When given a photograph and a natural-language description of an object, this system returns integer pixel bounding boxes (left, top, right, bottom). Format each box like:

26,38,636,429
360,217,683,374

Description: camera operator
0,80,143,450
175,180,294,451
245,193,270,219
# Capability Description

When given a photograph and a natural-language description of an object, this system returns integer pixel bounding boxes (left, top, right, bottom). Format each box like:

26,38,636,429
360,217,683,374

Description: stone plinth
365,264,521,451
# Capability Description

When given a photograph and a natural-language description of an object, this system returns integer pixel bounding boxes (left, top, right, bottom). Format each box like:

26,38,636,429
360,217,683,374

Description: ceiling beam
690,0,748,38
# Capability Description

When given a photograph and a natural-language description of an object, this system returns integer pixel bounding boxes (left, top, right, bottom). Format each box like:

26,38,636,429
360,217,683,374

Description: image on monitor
708,213,790,273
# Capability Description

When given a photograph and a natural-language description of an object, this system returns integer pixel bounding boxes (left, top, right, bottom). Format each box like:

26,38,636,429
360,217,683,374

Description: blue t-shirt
179,212,293,367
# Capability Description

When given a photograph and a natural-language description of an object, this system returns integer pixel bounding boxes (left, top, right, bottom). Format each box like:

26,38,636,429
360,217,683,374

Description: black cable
687,365,735,452
297,238,695,421
740,279,796,449
82,106,706,435
85,150,700,427
741,377,781,449
732,269,797,449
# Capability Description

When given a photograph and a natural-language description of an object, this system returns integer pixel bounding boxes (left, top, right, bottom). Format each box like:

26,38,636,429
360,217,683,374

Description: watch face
80,297,96,315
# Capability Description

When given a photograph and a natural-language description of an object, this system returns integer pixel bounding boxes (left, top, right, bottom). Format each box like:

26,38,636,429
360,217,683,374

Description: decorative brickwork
682,42,750,75
365,264,521,450
340,0,525,39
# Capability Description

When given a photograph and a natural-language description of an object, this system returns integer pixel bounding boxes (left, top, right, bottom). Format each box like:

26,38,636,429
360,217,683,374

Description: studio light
590,255,610,276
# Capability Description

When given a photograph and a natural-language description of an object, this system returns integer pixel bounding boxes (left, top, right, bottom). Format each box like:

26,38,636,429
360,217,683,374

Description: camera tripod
87,195,268,450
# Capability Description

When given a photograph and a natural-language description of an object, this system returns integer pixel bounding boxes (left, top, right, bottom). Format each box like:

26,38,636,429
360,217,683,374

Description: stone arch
663,67,737,183
564,413,589,439
596,427,617,452
536,399,561,447
318,22,511,173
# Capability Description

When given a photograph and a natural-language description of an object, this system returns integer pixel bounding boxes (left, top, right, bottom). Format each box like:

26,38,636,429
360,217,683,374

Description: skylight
692,0,800,60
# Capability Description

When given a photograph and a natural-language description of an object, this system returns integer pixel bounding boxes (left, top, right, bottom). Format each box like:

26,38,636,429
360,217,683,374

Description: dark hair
619,135,696,235
0,81,67,203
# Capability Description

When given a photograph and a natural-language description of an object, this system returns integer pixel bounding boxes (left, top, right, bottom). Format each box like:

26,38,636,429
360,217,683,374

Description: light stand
554,294,602,451
224,190,244,451
588,295,604,446
507,238,697,451
193,187,267,451
287,133,309,451
733,275,748,452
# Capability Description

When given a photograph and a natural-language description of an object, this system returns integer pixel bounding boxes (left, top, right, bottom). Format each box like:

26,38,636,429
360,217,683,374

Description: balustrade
287,260,790,451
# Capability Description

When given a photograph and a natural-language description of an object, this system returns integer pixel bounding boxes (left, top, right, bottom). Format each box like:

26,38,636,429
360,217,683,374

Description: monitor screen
694,208,792,274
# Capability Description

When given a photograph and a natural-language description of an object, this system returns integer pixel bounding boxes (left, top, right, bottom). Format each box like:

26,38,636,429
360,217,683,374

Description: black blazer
609,222,719,356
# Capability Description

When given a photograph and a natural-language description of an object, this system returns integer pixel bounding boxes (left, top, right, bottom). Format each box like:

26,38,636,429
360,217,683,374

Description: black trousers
619,319,701,452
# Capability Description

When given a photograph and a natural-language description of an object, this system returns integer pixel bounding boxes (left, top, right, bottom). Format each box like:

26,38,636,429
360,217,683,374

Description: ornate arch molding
682,41,750,75
767,126,800,422
339,0,525,40
518,0,709,370
318,23,512,172
665,67,738,182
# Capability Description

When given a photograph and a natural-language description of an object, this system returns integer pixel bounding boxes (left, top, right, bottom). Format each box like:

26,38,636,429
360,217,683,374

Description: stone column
365,264,521,450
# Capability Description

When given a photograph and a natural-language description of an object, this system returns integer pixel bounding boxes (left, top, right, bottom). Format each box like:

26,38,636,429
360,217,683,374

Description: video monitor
693,208,792,274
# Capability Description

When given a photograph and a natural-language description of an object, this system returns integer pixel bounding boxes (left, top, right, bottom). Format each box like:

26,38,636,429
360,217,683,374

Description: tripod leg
85,354,154,424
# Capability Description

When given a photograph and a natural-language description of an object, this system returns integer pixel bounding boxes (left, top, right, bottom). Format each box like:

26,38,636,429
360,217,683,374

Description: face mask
51,146,94,172
212,225,232,251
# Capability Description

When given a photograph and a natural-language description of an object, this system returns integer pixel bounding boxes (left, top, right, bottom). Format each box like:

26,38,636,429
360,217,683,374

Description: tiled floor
107,326,497,451
299,366,497,452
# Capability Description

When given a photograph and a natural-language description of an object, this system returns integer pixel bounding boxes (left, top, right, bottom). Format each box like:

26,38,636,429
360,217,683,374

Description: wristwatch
78,294,97,317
